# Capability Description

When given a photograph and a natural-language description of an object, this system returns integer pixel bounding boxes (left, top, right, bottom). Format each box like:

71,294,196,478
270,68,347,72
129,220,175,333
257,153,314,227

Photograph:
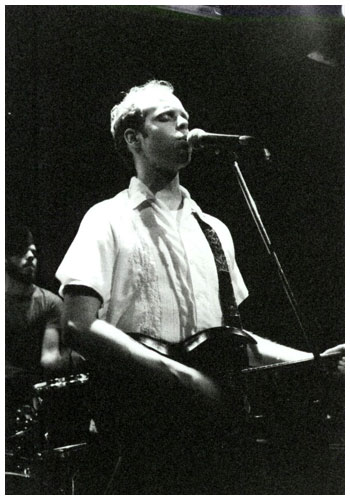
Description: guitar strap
193,213,243,331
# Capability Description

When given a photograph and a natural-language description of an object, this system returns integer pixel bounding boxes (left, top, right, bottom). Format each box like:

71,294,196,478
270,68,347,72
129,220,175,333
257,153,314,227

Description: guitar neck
241,351,341,375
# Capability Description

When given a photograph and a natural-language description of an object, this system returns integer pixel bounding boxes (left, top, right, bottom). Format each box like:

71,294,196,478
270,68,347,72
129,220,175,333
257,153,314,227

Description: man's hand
70,349,87,370
337,356,345,375
321,344,345,375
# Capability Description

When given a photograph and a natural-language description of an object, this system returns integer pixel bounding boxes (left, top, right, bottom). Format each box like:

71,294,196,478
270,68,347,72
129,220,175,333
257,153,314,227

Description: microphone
187,128,255,149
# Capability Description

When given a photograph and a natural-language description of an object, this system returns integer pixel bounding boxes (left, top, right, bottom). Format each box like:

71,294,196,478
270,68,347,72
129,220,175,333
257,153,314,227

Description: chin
20,269,36,284
180,158,192,170
21,275,35,285
178,163,190,172
177,152,192,168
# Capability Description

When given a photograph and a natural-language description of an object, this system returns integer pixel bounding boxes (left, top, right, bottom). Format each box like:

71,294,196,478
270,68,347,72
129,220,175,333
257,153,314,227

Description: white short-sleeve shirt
56,177,248,343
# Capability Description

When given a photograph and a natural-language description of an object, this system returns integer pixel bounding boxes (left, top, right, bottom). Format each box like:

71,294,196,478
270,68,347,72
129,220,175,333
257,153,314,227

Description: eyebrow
156,107,190,120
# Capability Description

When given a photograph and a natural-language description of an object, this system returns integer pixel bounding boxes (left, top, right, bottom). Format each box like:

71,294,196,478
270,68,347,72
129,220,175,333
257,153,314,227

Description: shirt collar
180,185,203,215
128,176,203,215
128,176,156,209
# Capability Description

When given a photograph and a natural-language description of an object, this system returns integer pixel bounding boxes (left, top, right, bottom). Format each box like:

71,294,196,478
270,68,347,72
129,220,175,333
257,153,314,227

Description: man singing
56,80,344,494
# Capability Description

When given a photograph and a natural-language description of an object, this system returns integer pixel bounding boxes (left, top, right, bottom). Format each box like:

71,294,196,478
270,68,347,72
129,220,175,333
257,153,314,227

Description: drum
6,375,92,495
6,399,43,468
5,454,53,494
5,472,49,495
33,373,91,449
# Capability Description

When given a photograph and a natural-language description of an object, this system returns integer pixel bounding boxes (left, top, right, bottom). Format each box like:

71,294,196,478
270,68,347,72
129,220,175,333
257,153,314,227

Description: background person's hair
6,223,34,257
110,80,174,166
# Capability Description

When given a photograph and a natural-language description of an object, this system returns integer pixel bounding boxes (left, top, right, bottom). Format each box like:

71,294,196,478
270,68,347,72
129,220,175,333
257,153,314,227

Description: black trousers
87,363,253,495
84,360,337,495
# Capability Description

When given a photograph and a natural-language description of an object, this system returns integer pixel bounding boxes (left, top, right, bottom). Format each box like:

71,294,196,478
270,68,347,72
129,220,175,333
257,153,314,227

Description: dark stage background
6,5,344,352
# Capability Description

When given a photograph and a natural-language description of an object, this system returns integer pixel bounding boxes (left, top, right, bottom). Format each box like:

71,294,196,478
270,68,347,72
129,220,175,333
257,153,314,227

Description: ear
124,128,141,151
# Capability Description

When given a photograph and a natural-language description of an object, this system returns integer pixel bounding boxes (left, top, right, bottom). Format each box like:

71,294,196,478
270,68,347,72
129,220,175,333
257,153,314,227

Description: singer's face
136,91,192,173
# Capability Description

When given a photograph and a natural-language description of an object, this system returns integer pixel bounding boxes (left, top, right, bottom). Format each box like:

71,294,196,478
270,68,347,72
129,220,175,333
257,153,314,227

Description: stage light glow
158,5,222,18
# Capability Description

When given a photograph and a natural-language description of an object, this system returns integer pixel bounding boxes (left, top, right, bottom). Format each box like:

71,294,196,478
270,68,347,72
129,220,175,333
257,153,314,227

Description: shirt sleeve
56,204,117,304
45,293,63,330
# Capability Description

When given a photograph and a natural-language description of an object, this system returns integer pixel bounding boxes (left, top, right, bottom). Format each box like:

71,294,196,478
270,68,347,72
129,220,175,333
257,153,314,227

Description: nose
26,249,36,262
176,115,189,132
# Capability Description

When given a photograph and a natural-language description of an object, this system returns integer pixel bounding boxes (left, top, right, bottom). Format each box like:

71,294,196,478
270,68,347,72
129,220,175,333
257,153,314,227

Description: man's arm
62,291,221,402
247,332,313,367
247,331,345,372
40,326,85,373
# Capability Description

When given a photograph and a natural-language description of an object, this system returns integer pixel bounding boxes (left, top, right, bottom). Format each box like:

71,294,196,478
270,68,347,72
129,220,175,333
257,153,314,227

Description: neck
137,169,183,210
5,272,35,296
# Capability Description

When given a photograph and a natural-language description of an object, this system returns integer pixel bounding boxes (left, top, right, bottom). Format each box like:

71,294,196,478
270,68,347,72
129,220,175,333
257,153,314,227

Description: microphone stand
231,155,320,361
229,153,338,480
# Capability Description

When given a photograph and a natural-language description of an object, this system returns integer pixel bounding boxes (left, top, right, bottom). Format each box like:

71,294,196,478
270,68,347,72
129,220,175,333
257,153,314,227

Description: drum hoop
5,471,31,479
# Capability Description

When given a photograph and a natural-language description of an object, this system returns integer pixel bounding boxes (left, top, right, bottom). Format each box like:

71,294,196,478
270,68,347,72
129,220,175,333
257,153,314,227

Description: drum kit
5,373,92,495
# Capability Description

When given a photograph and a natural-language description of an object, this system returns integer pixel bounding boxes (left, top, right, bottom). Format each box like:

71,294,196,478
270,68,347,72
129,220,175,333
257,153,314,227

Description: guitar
34,327,343,449
39,326,341,401
126,327,342,421
128,326,342,383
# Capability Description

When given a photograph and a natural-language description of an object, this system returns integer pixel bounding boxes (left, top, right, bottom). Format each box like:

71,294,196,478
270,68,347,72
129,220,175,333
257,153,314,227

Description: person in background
5,223,84,434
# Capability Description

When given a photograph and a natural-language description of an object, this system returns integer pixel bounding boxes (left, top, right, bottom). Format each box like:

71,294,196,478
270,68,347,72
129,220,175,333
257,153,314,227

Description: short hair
6,223,34,257
110,80,174,160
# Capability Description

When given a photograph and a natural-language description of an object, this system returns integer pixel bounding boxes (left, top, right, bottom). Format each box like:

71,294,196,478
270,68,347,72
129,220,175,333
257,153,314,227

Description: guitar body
132,325,251,381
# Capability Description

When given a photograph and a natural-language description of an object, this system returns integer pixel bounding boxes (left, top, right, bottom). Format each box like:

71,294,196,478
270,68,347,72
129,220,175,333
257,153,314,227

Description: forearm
62,293,219,400
40,347,70,372
67,319,220,401
247,332,313,367
40,346,85,374
83,319,188,380
62,292,180,373
62,291,184,376
40,325,84,374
